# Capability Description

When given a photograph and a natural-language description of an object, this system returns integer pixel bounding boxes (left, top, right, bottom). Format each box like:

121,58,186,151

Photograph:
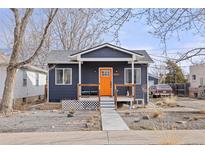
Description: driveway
0,130,205,144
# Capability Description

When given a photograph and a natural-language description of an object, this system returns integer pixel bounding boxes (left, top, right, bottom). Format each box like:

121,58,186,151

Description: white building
189,64,205,97
0,52,47,103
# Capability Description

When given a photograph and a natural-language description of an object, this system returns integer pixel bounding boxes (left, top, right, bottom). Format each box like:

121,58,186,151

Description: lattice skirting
62,100,100,111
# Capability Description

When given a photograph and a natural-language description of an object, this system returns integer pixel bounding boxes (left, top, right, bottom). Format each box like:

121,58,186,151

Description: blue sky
108,17,205,74
1,9,204,74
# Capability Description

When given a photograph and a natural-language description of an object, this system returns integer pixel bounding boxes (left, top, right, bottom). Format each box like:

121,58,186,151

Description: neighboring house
189,64,205,97
0,52,47,103
47,43,153,105
148,73,159,87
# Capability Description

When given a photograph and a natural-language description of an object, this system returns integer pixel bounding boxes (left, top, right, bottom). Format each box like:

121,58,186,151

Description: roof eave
70,43,144,58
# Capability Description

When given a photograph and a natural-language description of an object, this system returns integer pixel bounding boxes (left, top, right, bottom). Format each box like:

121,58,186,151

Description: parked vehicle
150,84,173,98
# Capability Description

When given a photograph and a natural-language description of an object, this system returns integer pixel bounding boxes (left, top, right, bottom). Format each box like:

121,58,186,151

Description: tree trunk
0,66,17,114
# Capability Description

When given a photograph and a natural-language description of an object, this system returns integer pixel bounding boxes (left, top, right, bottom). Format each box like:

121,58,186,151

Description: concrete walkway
100,108,129,130
1,130,205,144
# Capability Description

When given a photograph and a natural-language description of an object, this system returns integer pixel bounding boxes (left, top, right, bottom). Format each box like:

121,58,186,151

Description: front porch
77,83,137,109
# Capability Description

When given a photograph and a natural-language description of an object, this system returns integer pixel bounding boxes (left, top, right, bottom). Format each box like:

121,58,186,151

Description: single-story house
47,43,153,105
0,52,47,103
148,73,159,87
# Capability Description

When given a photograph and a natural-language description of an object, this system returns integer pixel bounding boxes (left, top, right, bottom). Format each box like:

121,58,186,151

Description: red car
150,84,173,98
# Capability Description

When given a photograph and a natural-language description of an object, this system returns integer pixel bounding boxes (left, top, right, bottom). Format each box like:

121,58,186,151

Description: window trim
55,68,72,85
124,68,141,85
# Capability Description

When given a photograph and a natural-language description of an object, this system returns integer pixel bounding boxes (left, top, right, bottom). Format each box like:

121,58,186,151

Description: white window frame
55,68,72,85
124,68,141,85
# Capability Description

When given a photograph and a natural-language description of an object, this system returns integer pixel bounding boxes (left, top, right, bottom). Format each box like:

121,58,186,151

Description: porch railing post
134,84,136,105
114,84,117,109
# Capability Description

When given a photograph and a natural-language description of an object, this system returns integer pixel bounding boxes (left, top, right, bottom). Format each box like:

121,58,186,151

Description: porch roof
47,43,154,64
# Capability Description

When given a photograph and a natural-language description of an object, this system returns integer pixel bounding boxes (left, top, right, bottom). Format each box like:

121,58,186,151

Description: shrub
162,96,177,107
152,109,162,118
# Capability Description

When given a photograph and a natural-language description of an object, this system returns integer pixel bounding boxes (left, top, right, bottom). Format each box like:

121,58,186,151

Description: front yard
1,96,205,133
0,102,101,132
118,97,205,130
119,111,205,130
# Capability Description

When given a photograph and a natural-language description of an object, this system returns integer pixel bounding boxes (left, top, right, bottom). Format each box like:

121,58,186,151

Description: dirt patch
13,99,46,111
151,96,184,108
0,110,101,132
119,111,205,130
28,103,62,110
13,101,62,111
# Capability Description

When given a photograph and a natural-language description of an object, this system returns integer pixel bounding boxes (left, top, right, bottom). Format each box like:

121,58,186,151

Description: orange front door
99,68,112,96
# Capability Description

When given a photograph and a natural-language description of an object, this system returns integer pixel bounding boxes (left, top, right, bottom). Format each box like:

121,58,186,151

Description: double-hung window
55,68,72,85
124,68,141,85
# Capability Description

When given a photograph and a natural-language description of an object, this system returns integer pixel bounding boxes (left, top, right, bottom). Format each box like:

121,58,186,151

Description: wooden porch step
100,104,115,109
100,101,115,109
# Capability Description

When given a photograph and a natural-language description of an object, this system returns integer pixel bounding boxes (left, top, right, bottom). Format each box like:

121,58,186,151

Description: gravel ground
0,110,101,133
119,111,205,130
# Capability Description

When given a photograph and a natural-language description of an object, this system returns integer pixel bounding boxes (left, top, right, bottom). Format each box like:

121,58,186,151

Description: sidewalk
1,130,205,144
101,108,129,130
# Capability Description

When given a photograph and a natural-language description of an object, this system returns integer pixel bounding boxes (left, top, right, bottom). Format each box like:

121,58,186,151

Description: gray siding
49,62,148,104
81,47,132,58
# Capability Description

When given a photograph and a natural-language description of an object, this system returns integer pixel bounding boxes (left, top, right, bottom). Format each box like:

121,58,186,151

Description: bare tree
52,9,105,52
51,9,143,52
143,8,205,62
0,8,58,114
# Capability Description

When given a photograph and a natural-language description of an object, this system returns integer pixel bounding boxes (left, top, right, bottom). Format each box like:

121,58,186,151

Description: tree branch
14,8,58,68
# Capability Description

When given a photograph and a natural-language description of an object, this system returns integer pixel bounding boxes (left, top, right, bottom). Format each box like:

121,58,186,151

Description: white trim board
48,62,79,64
80,58,133,62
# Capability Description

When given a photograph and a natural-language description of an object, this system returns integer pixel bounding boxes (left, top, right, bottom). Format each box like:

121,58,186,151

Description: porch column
78,61,81,84
131,60,134,108
78,61,81,97
131,61,134,85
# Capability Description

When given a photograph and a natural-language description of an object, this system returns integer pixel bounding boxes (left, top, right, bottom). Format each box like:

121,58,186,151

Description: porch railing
114,84,136,109
77,84,100,102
